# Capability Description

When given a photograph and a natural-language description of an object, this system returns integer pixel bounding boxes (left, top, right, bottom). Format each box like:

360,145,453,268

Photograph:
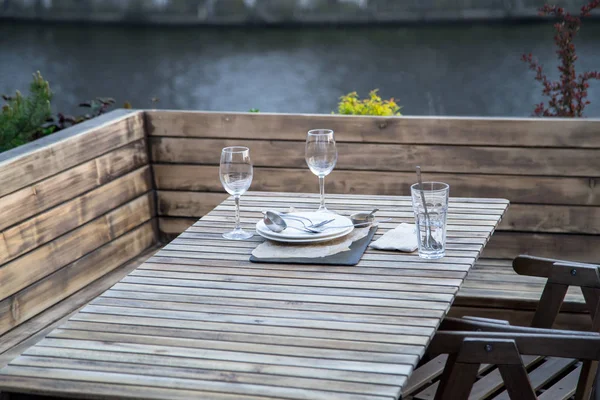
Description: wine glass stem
234,195,241,230
319,176,326,211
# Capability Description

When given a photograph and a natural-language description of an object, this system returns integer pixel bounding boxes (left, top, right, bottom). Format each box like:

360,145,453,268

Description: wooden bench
0,109,598,370
0,110,162,368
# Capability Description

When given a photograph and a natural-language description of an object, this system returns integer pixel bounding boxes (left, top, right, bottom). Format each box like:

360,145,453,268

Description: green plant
337,89,402,116
0,72,53,152
249,108,260,113
1,72,135,153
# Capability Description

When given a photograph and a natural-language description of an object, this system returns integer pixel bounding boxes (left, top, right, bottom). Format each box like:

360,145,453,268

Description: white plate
256,225,354,243
256,212,354,243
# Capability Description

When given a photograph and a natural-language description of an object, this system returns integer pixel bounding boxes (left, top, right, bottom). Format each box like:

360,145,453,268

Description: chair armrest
461,316,510,325
440,317,599,337
428,330,600,360
513,255,600,288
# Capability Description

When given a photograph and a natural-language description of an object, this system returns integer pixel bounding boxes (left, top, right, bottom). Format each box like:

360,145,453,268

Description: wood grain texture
0,140,148,232
155,190,600,234
145,111,600,148
153,164,600,206
0,193,154,302
158,217,195,241
499,204,600,234
0,253,160,384
0,192,507,400
482,232,600,263
0,110,144,198
157,191,228,217
0,222,155,337
151,137,600,177
0,167,152,265
0,245,161,367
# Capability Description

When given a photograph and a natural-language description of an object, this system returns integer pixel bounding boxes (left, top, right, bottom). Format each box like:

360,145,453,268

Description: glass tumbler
410,182,449,259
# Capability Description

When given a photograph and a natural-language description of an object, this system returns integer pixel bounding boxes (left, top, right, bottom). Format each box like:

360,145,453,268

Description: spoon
263,211,334,234
416,166,441,250
269,210,333,228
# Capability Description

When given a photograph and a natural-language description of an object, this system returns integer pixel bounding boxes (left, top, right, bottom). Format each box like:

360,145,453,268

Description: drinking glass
305,129,337,212
219,146,253,240
410,182,449,259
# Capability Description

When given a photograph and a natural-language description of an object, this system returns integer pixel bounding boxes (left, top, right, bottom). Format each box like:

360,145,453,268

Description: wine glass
219,146,253,240
305,129,337,212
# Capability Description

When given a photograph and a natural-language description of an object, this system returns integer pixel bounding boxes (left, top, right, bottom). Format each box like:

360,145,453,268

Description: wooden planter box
1,109,599,363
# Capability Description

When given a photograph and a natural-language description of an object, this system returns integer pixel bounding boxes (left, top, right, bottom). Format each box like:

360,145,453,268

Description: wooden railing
146,110,600,262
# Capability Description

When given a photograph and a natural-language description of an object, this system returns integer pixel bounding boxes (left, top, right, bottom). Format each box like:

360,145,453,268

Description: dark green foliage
0,71,125,153
0,72,53,152
42,97,116,133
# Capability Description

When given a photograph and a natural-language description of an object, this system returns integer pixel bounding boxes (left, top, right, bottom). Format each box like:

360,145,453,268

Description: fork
270,211,334,229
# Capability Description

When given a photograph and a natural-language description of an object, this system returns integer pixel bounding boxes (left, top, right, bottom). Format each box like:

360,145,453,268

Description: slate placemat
249,226,378,266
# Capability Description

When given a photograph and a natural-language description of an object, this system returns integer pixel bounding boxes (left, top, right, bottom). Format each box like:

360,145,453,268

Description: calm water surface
1,22,599,116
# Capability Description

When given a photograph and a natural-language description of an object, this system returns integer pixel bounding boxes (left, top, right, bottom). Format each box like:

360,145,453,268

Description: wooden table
0,192,508,400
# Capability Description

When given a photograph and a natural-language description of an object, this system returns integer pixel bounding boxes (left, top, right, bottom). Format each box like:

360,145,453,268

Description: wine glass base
223,228,254,240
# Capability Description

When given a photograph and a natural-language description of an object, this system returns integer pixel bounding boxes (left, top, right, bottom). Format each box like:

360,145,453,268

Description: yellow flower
337,89,402,116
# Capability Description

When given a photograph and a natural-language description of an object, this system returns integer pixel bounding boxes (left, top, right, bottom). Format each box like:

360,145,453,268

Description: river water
2,21,599,117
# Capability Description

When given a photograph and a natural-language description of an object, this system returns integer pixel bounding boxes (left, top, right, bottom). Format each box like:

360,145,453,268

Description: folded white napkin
369,223,418,252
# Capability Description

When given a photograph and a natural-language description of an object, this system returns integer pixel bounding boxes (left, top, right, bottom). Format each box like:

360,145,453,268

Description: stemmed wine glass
305,129,337,212
219,146,253,240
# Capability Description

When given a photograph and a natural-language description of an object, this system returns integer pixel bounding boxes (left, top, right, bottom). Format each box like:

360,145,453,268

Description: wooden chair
403,255,600,400
427,327,600,400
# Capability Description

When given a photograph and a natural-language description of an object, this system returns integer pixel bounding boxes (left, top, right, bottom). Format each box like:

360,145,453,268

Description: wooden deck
0,192,508,400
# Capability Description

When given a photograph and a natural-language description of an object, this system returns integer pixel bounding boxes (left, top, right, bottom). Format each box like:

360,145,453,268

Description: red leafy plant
522,1,600,117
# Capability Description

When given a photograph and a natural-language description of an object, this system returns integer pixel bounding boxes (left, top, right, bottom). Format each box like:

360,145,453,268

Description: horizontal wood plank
156,191,599,234
483,231,600,263
150,137,600,177
499,204,600,234
0,140,148,232
158,217,195,241
0,110,144,198
152,164,600,206
0,225,156,344
157,191,228,218
0,166,152,265
0,245,160,366
0,364,395,400
145,111,600,148
0,194,154,302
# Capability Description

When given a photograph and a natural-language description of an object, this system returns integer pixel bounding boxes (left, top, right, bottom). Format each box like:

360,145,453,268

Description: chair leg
434,353,479,400
576,360,599,400
499,364,537,400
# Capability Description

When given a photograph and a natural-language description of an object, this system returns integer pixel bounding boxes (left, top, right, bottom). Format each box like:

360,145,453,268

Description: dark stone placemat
249,226,378,266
